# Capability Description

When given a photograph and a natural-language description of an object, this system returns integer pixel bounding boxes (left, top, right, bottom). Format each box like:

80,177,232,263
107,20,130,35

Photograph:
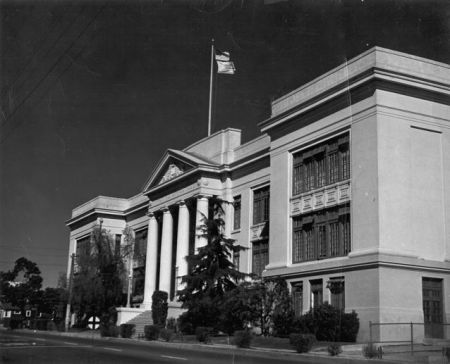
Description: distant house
0,302,21,320
66,47,450,342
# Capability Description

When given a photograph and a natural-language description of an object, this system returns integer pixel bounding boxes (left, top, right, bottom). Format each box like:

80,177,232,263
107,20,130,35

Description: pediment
142,149,217,193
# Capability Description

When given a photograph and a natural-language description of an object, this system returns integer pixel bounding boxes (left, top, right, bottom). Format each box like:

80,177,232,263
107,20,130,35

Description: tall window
310,279,323,310
292,204,350,263
328,277,345,310
252,239,268,277
292,283,303,317
233,195,241,230
293,133,350,195
253,186,270,225
134,229,148,267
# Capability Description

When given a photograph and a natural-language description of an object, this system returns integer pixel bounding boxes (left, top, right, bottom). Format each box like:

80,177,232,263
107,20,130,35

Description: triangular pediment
142,149,218,193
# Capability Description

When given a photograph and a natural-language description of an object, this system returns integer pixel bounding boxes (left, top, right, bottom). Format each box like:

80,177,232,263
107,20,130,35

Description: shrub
120,324,135,338
272,309,295,338
299,304,359,342
152,291,168,327
233,330,252,348
166,317,177,331
327,343,342,356
100,324,119,337
289,333,316,353
340,310,359,342
362,343,382,359
160,328,175,342
195,326,213,343
46,320,57,331
144,325,160,341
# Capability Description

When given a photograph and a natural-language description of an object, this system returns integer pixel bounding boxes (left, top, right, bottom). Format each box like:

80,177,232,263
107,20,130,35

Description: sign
87,316,100,330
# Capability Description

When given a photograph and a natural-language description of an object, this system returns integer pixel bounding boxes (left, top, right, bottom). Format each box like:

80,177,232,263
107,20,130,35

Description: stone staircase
124,310,153,338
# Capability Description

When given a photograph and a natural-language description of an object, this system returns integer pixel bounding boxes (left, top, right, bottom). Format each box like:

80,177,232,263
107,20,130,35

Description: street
0,330,344,364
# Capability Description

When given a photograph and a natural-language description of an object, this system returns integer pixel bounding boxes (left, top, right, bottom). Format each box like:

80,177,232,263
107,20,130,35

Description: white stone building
66,47,450,342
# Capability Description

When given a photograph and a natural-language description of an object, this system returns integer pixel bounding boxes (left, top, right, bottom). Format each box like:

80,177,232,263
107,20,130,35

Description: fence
369,321,450,355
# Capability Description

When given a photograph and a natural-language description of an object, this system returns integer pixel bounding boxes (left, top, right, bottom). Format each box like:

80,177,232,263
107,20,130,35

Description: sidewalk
2,327,447,364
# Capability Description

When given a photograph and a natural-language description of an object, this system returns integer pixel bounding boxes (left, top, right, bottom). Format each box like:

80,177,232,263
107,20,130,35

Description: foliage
195,326,213,343
289,333,316,353
100,323,119,337
0,257,43,313
72,224,127,327
178,198,246,331
3,317,22,330
144,325,160,340
151,290,168,327
233,330,253,348
166,317,177,331
218,282,262,335
298,303,359,342
120,323,135,338
327,343,343,356
160,328,175,342
362,343,382,358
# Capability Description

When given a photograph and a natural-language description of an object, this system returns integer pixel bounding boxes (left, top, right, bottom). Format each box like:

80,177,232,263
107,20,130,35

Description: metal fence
369,321,450,355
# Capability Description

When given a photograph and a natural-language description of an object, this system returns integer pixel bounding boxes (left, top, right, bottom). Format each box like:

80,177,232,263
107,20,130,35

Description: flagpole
208,38,214,137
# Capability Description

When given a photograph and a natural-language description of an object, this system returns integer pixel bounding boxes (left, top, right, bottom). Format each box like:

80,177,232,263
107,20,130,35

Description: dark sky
1,0,449,287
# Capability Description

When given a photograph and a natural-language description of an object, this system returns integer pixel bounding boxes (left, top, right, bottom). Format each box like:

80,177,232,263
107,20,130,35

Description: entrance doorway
423,278,444,338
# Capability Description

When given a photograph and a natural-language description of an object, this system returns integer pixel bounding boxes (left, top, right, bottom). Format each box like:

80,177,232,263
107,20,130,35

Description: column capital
195,194,211,201
147,209,156,218
177,200,186,207
161,206,171,214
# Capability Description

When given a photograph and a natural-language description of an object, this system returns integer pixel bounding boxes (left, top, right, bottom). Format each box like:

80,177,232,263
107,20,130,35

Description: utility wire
0,4,106,145
1,4,84,104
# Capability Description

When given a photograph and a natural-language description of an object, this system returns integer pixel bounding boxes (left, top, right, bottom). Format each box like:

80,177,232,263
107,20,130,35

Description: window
293,133,350,195
327,278,345,310
233,196,241,230
134,229,148,266
233,251,240,271
26,310,31,317
115,234,121,258
253,186,270,225
292,283,303,317
310,280,323,310
252,239,268,277
76,235,91,258
292,204,350,263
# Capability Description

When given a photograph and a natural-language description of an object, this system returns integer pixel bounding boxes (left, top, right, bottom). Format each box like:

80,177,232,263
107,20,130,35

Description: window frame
252,186,270,225
233,195,241,230
252,239,269,277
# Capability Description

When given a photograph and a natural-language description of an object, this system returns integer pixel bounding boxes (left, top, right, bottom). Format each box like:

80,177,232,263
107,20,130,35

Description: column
176,201,190,291
159,207,173,295
195,195,209,250
142,212,158,309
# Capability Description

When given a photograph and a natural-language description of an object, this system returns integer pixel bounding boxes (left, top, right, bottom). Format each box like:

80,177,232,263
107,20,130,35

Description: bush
100,324,119,337
144,325,160,341
299,304,359,342
195,326,213,343
272,309,295,338
340,310,359,342
46,320,57,331
152,291,168,327
327,343,342,356
160,328,175,342
120,324,135,338
362,343,382,359
233,330,252,348
289,333,316,353
166,317,177,331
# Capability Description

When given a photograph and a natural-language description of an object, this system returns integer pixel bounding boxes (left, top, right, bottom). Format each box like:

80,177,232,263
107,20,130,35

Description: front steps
124,310,153,338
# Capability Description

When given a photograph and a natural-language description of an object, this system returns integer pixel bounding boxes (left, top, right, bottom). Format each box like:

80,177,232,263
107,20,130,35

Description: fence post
410,322,414,355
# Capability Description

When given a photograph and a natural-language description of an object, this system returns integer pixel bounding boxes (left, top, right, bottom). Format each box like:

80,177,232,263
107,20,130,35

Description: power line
0,4,106,145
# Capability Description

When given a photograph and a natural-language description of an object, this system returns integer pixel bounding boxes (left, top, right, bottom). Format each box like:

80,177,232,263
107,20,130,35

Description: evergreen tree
177,197,246,331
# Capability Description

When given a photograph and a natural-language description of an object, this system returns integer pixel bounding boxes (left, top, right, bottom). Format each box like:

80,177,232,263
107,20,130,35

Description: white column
159,207,173,295
195,195,209,250
176,201,190,291
142,212,158,309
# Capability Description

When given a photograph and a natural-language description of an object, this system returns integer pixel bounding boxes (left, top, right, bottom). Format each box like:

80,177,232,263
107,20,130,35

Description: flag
215,49,236,74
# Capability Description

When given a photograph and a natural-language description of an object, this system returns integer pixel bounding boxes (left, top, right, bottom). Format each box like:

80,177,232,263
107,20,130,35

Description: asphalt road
0,330,372,364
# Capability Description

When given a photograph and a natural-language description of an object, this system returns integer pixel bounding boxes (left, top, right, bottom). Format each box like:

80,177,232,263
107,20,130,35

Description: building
66,47,450,342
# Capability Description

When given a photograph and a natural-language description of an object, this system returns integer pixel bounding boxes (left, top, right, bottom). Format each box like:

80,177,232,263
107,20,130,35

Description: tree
72,224,127,327
178,197,246,331
0,257,43,313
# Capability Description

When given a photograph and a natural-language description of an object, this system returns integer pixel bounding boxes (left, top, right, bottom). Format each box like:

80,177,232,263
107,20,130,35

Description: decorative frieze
251,222,269,241
291,180,351,216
